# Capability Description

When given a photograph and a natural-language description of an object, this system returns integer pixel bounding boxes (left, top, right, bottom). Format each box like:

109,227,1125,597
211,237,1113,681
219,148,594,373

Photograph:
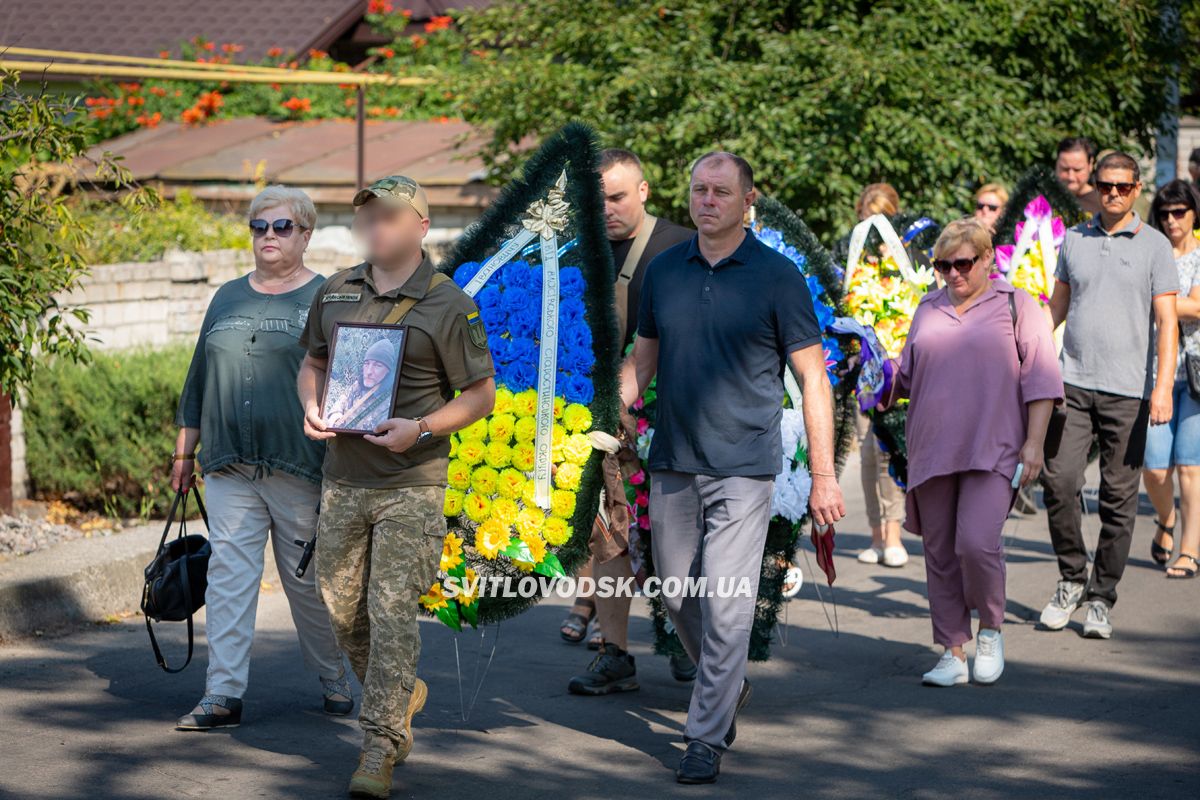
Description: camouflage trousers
315,482,445,744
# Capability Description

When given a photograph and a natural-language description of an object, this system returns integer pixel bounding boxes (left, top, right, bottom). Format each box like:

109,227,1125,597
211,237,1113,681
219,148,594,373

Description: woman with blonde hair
173,185,351,729
882,218,1062,686
973,183,1009,233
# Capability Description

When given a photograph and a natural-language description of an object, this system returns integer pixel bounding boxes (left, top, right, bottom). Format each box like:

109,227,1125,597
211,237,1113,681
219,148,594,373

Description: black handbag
141,488,210,673
1186,354,1200,403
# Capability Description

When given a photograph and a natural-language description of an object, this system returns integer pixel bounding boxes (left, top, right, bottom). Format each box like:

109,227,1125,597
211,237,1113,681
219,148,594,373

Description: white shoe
1081,600,1113,639
881,546,909,568
921,652,968,687
972,629,1004,684
857,547,882,564
1039,580,1085,630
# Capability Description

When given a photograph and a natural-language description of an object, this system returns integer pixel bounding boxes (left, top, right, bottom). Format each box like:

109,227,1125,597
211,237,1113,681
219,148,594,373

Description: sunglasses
1096,181,1137,197
1158,207,1194,221
932,255,979,275
976,202,999,212
249,218,305,237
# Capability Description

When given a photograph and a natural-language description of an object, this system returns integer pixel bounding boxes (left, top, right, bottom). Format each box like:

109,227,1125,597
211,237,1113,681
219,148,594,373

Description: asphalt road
1,457,1198,800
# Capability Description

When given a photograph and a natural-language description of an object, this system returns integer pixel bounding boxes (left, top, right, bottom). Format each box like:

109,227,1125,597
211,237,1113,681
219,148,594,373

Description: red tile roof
0,0,491,60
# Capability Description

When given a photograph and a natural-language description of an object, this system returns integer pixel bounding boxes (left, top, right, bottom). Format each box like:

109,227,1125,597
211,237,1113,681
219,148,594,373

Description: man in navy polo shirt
621,151,845,784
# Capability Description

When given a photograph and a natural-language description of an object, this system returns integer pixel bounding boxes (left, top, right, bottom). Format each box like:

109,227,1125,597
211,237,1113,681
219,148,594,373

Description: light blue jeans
203,464,344,697
1145,380,1200,469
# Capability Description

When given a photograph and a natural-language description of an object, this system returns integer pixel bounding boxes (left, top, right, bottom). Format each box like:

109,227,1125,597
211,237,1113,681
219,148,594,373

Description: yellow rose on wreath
463,492,491,523
484,441,513,469
488,413,516,444
515,506,544,538
496,468,527,500
474,517,509,559
493,387,514,416
447,459,472,491
458,567,481,606
553,396,565,419
513,416,536,443
457,438,487,466
440,531,464,572
519,531,548,566
448,435,459,459
554,462,582,491
550,489,576,520
461,417,489,442
543,516,572,546
563,433,592,466
512,442,536,472
562,403,592,434
470,465,500,496
419,582,449,611
513,389,538,417
491,497,520,528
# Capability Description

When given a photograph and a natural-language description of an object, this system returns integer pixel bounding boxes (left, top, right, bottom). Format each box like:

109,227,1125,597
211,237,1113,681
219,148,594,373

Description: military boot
348,733,397,799
395,677,428,761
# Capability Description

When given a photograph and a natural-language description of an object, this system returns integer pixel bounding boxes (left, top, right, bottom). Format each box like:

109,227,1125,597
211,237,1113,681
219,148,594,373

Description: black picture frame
321,322,408,436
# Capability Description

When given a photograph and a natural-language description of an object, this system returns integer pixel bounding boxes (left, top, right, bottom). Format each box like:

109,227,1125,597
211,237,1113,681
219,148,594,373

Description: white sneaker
921,652,968,687
1081,600,1113,639
881,546,909,568
972,629,1004,684
1039,580,1085,630
857,547,882,564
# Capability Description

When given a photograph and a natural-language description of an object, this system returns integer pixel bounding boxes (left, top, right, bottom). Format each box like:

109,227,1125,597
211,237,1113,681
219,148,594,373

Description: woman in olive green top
172,186,351,730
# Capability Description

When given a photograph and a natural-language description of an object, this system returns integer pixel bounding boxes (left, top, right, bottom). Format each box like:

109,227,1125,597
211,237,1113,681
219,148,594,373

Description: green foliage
453,0,1181,239
76,190,249,265
24,346,192,518
0,70,155,397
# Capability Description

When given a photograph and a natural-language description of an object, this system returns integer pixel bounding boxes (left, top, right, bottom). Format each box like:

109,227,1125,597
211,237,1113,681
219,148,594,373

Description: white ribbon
532,230,560,510
462,228,538,299
843,214,934,292
461,172,570,511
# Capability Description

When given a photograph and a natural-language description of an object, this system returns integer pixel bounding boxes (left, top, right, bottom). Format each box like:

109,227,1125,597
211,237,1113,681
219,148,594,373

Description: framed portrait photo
321,322,408,435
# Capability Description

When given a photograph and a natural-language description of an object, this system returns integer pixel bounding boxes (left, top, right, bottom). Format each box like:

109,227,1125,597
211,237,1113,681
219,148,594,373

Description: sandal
560,601,594,644
175,695,242,731
1166,553,1199,580
321,668,355,716
1151,519,1175,566
586,619,604,650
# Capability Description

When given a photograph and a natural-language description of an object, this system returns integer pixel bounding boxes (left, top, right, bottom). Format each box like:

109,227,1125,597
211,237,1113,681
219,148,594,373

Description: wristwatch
414,417,433,446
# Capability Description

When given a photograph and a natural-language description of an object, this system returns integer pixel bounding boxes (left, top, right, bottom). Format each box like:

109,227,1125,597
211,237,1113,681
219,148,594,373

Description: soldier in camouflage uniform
298,176,495,799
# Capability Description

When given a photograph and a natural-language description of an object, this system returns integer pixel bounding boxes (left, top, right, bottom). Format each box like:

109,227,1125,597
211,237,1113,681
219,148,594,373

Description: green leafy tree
0,70,153,398
452,0,1189,237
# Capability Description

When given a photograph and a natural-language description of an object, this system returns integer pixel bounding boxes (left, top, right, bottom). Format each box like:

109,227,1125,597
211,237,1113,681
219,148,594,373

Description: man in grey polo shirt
1040,151,1179,639
621,151,845,784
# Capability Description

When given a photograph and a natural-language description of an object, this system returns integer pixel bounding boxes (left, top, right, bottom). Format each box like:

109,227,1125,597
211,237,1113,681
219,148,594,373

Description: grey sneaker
1039,580,1085,630
1081,600,1113,639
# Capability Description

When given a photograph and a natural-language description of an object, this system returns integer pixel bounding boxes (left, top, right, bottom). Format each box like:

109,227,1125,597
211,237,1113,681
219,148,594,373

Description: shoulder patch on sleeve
465,311,487,349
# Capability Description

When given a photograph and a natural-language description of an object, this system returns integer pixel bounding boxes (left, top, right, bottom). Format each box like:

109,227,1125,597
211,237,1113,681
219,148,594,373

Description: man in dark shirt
566,149,695,695
622,152,845,784
1055,136,1102,216
602,148,694,347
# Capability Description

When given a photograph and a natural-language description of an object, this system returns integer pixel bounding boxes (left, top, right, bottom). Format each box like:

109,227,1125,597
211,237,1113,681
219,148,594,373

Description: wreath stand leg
797,544,839,637
453,622,502,722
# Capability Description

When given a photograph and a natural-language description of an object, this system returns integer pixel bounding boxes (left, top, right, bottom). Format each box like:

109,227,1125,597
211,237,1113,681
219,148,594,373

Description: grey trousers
203,464,345,697
649,470,774,750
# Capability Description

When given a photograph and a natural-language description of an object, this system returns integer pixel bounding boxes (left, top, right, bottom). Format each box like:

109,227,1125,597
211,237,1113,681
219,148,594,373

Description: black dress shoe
676,741,721,784
175,695,242,731
723,678,752,747
567,643,639,695
669,652,697,682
